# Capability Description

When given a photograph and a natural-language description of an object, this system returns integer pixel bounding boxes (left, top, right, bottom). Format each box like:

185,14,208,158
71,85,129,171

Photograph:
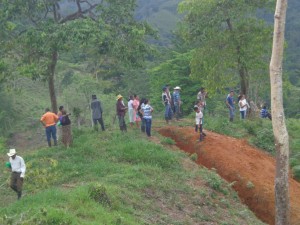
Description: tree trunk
269,0,290,224
226,19,249,96
239,65,249,96
48,51,58,114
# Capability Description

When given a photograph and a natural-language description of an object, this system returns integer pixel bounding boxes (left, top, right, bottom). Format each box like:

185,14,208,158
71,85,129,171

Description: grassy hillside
0,128,265,225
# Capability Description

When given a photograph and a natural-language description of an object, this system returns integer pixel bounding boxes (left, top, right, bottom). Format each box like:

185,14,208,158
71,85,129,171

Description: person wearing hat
116,94,128,131
40,108,59,147
7,149,26,200
91,95,105,132
172,86,182,121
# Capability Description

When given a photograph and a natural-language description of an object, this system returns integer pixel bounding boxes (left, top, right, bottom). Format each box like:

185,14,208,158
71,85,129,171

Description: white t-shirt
195,111,203,125
128,100,133,110
239,99,249,111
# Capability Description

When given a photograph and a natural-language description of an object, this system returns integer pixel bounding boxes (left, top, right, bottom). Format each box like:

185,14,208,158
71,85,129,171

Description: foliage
149,51,199,115
178,0,273,97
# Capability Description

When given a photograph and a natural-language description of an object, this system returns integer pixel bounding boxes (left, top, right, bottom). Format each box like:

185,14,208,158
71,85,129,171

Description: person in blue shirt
226,90,235,122
173,86,182,121
260,105,272,120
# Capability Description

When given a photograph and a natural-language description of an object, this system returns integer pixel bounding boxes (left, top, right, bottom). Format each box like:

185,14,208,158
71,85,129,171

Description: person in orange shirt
40,108,59,147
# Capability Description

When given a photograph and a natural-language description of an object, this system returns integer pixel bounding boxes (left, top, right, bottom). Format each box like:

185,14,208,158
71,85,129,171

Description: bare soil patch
159,126,300,225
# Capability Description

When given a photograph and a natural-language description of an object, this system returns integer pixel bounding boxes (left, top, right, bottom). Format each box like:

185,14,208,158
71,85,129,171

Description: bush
249,128,275,154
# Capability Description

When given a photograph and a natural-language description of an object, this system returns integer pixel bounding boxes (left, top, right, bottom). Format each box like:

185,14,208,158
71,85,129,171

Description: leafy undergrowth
0,128,265,225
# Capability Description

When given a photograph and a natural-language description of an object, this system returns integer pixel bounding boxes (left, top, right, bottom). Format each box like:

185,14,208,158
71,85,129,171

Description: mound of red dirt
159,127,300,225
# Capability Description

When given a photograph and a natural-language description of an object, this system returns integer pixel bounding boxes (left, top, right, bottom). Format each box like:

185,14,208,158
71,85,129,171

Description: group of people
116,94,154,137
226,90,272,121
40,106,72,148
162,85,182,123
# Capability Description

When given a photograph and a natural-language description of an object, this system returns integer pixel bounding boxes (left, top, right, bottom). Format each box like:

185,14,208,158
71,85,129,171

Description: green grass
0,128,265,225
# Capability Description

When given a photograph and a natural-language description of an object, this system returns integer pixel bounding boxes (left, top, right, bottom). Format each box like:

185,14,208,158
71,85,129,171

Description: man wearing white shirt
7,149,26,200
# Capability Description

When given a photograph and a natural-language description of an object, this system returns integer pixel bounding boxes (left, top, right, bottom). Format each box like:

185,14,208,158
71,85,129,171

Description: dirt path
158,126,300,225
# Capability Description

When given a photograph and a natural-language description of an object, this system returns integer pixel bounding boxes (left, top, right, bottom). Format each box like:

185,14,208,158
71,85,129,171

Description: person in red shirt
40,108,59,147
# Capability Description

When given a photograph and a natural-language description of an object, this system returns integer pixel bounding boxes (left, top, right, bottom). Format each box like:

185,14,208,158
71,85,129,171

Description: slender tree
269,0,290,224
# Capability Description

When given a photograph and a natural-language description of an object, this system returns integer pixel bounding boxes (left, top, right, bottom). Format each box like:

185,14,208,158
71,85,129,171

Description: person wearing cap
91,95,105,132
172,86,182,121
7,149,26,200
40,108,59,147
116,94,128,131
226,90,236,122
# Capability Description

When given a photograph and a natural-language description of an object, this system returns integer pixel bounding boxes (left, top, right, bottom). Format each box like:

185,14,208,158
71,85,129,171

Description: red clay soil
159,127,300,225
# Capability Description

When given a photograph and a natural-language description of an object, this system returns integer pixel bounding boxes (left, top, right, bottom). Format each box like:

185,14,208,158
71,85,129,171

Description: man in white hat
7,149,26,200
173,86,182,120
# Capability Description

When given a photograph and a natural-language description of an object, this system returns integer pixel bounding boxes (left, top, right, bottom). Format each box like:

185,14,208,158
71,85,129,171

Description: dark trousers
141,118,146,133
145,118,152,137
93,118,105,131
118,115,127,131
45,125,57,147
240,110,245,119
10,172,23,199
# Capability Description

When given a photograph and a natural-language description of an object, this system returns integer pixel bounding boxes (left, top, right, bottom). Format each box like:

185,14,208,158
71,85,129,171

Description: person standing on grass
194,105,204,142
56,105,64,141
91,95,105,132
128,95,134,128
162,86,173,124
226,90,235,122
40,108,59,147
141,99,154,137
239,94,250,119
137,98,146,133
7,149,26,200
133,94,141,128
261,105,272,120
60,109,72,148
173,86,182,121
116,94,128,132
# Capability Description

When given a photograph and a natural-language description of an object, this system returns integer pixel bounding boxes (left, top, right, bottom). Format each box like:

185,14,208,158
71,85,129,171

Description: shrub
292,165,300,181
88,183,111,207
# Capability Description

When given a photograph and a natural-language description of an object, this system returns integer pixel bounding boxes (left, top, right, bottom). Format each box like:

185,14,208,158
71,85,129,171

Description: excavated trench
159,126,300,225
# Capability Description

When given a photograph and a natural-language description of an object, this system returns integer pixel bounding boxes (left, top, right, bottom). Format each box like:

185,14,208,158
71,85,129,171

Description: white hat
174,86,181,90
7,149,17,157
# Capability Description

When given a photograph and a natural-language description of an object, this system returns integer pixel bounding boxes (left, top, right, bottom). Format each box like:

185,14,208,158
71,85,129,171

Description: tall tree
0,0,153,113
269,0,290,224
178,0,273,97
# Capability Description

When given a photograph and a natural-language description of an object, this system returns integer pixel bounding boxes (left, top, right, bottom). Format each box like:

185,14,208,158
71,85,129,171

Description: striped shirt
142,104,153,119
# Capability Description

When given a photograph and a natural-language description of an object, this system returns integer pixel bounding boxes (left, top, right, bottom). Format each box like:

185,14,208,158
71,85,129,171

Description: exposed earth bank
159,126,300,225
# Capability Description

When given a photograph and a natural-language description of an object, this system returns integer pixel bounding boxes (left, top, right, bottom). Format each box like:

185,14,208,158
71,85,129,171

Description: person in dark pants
116,94,128,132
137,98,146,133
7,149,26,200
91,95,105,131
40,108,59,147
141,99,154,137
226,90,235,122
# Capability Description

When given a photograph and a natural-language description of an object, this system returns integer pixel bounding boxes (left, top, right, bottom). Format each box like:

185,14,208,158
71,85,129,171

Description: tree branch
59,3,98,24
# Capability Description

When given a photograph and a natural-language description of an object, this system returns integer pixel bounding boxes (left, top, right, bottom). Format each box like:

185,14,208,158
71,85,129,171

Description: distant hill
136,0,181,46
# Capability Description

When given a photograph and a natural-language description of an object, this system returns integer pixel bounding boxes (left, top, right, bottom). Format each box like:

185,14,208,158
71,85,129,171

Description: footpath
159,126,300,225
